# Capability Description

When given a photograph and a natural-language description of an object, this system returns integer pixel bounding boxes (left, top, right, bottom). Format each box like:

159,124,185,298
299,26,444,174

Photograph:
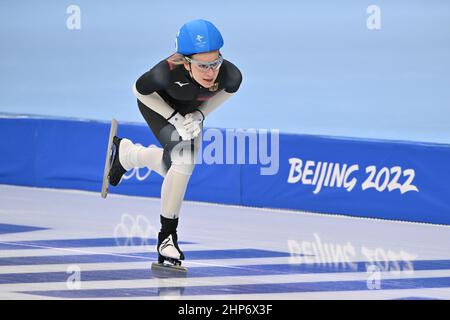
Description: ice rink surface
1,184,450,300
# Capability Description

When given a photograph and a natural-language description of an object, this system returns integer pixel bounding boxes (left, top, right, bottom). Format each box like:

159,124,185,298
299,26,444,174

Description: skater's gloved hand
167,112,192,141
183,110,204,139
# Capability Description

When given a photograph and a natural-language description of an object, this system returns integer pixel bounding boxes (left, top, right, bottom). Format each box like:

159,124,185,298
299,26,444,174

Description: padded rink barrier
1,114,449,225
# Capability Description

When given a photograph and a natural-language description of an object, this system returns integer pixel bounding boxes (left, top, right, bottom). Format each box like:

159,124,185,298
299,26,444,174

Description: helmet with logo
175,19,224,55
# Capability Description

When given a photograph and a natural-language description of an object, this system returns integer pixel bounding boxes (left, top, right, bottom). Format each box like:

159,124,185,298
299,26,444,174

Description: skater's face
184,50,222,89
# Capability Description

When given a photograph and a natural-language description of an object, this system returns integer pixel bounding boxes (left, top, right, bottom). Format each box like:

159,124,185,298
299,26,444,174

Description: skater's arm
133,84,176,120
184,90,234,139
133,62,178,120
196,90,234,117
134,83,191,140
196,60,242,118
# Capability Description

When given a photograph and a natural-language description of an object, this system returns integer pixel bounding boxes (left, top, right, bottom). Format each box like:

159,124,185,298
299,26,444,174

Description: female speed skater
105,19,242,270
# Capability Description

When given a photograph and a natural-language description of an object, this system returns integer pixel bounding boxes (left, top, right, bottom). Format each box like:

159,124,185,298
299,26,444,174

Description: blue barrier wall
1,115,450,225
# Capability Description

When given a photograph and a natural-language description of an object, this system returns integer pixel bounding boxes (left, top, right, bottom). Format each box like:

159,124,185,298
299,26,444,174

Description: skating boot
151,216,187,273
108,136,127,186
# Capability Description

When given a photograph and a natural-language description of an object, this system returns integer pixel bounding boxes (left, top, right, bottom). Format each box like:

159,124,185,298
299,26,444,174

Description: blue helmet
175,19,224,55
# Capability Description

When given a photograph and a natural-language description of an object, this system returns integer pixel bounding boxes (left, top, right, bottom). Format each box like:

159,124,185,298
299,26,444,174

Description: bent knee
170,161,195,175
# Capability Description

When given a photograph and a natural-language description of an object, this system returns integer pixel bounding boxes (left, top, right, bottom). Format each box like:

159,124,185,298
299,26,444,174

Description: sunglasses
185,54,223,72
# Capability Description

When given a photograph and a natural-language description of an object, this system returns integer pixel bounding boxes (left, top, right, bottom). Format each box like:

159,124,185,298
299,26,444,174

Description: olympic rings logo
113,213,158,248
122,167,152,181
121,143,159,182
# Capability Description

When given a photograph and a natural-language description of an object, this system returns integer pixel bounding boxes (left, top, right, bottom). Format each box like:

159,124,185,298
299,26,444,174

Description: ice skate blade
151,262,188,275
101,119,118,199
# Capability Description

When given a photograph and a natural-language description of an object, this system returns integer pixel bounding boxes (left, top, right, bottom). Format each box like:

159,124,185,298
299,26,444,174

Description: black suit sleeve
135,61,170,95
222,60,243,94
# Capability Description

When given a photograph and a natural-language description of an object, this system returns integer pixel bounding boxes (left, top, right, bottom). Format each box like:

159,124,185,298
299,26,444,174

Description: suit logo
175,81,190,87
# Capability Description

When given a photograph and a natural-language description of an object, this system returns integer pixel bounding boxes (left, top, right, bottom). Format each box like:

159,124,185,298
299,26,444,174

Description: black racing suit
135,54,242,170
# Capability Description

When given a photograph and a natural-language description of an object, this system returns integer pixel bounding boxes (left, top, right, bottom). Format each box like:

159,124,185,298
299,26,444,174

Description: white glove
167,112,192,141
183,110,204,139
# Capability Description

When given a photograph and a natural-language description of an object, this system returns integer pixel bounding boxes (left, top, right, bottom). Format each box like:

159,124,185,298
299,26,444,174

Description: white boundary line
0,240,289,270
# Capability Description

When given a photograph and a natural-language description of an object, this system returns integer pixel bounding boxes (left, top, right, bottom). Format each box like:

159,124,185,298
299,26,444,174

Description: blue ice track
0,224,49,235
20,277,450,299
0,249,291,266
2,259,450,285
1,185,450,299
